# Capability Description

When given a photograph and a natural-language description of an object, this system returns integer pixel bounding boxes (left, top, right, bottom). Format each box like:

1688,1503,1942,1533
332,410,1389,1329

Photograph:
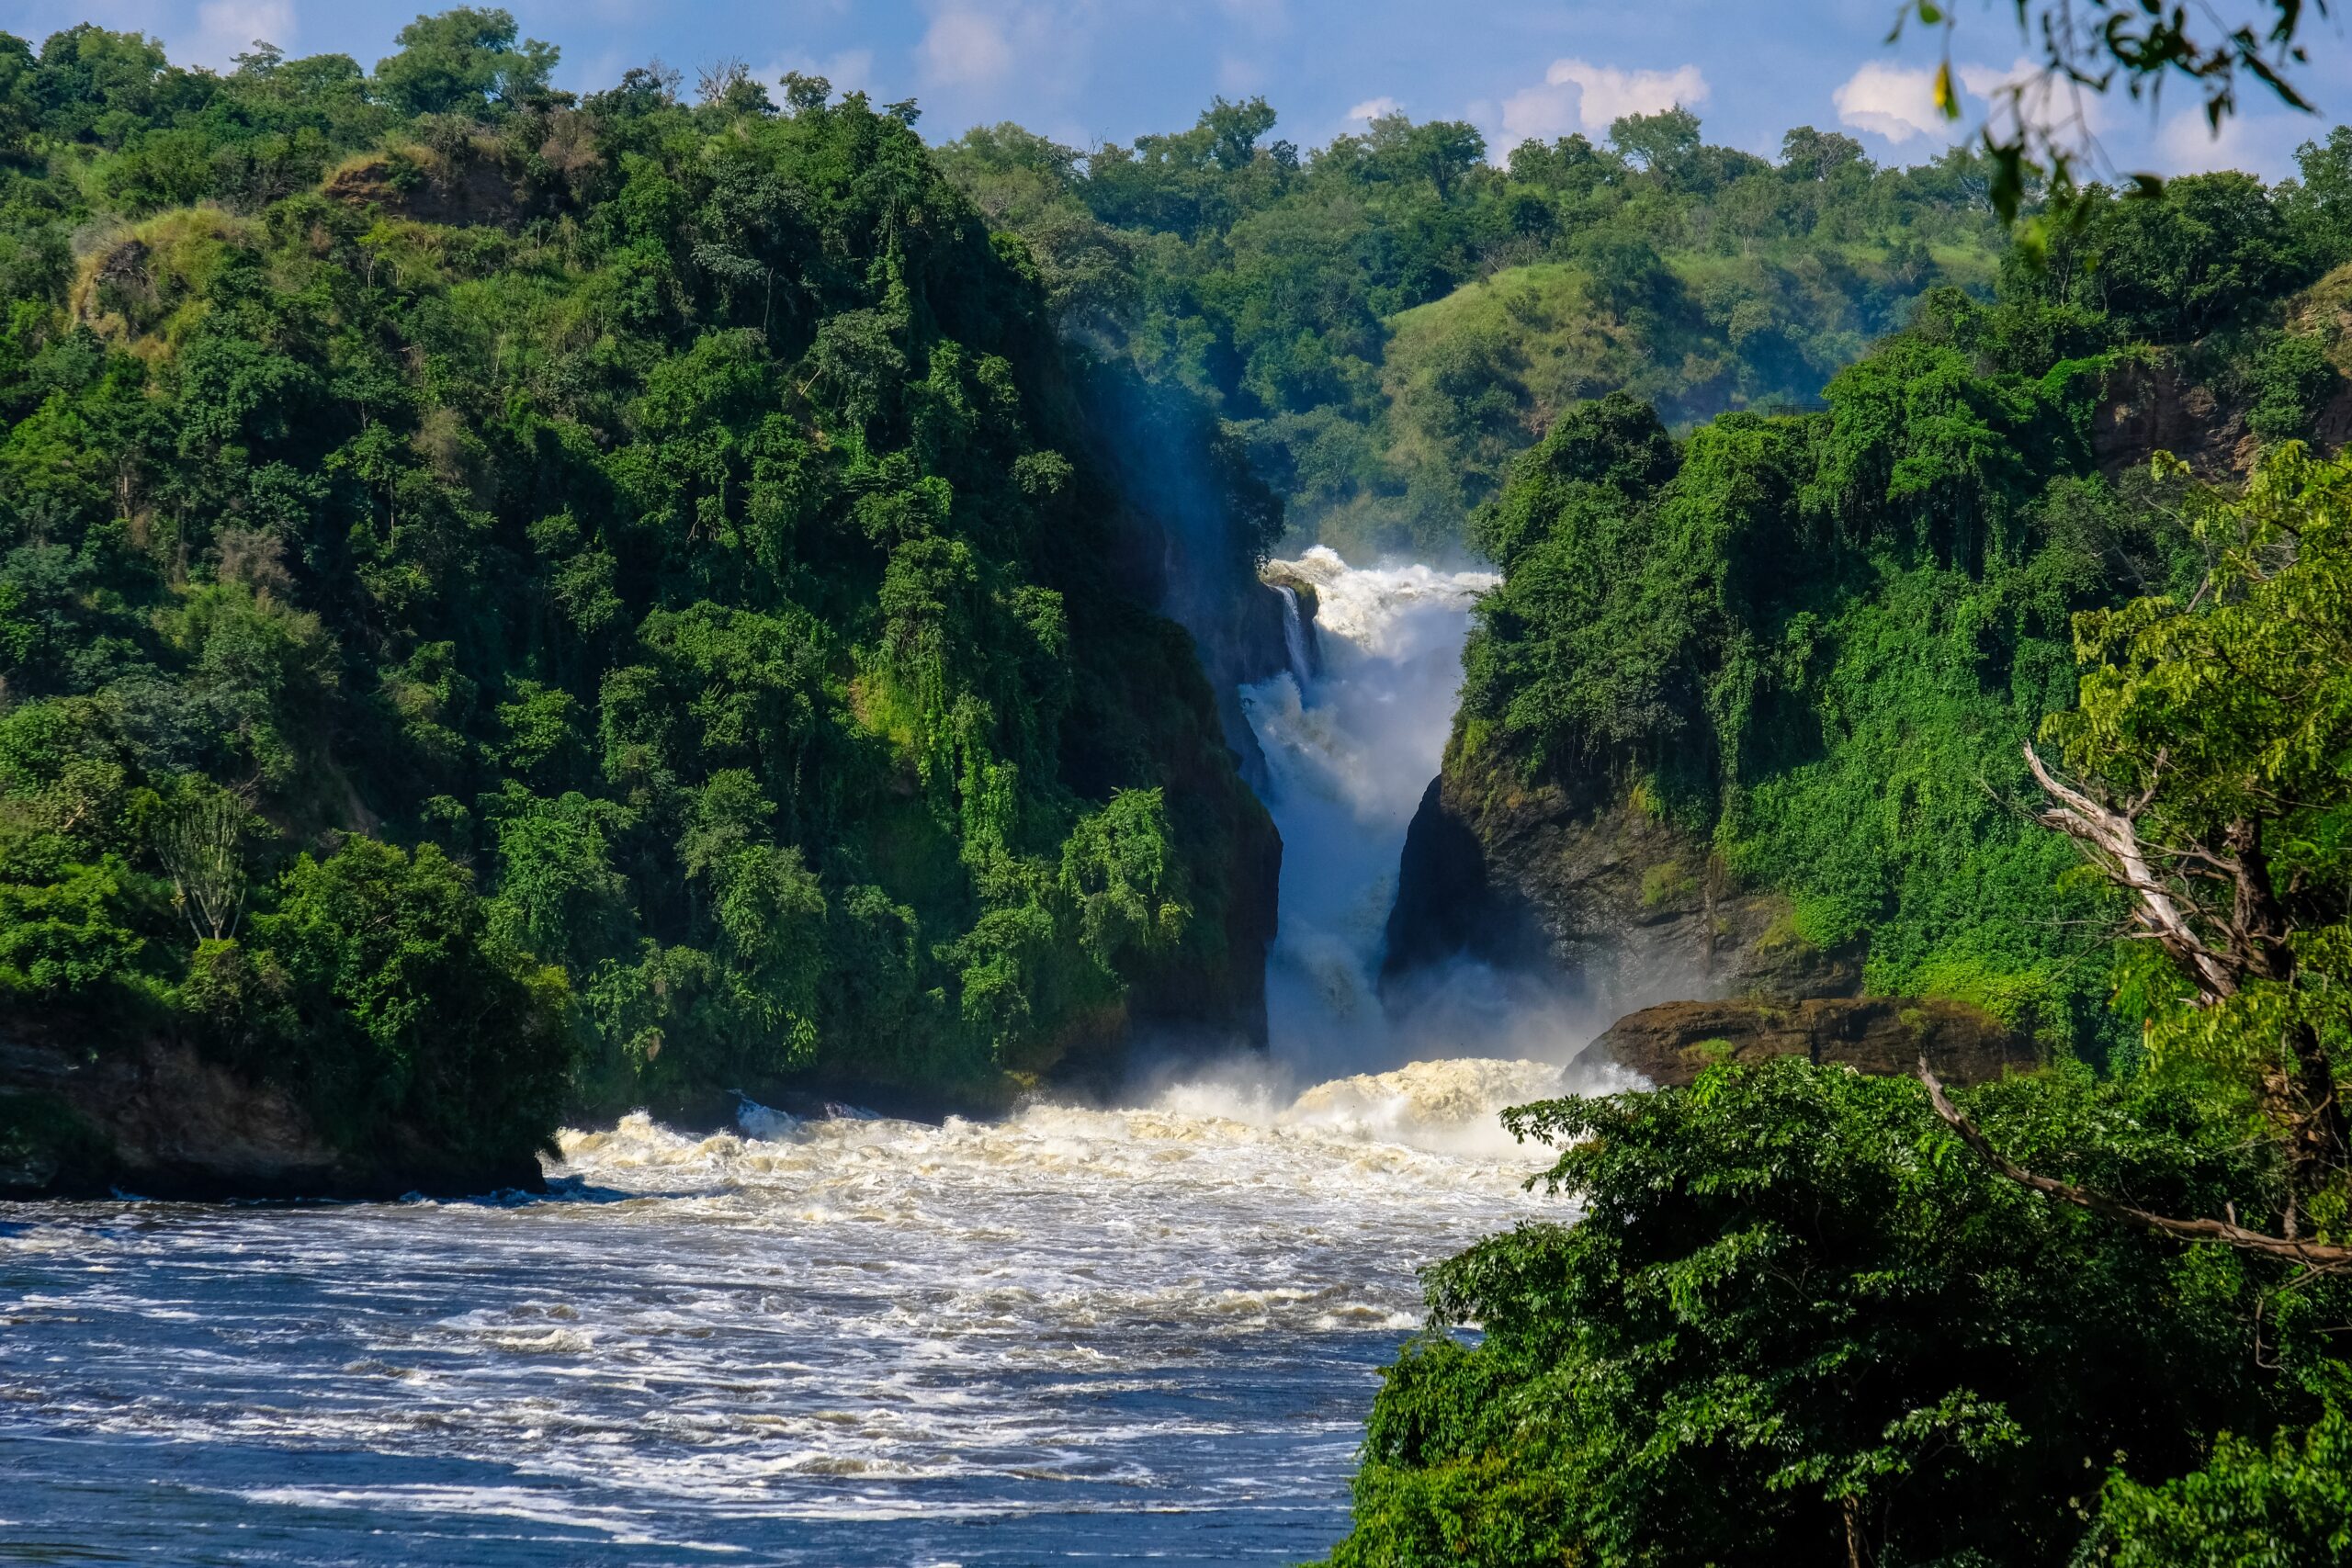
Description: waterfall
1238,547,1614,1079
1274,584,1315,686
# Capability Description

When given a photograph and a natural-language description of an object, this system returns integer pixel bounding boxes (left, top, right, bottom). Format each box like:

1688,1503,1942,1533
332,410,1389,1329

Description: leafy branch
1894,1,2327,223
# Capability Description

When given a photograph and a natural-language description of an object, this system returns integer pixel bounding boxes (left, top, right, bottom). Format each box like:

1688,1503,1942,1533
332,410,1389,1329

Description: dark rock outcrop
1383,755,1857,1015
1378,745,2031,1094
1259,559,1324,678
1577,996,2038,1089
0,1034,544,1201
2090,358,2256,480
1192,570,1321,794
1384,775,1549,977
322,138,555,230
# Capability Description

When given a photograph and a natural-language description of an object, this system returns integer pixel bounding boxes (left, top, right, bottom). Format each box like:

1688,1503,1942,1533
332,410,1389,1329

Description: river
0,552,1607,1566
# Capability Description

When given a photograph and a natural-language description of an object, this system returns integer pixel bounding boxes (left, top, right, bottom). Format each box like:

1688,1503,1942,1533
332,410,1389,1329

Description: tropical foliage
0,17,1277,1168
1332,185,2352,1563
1330,1060,2350,1567
1450,161,2352,1055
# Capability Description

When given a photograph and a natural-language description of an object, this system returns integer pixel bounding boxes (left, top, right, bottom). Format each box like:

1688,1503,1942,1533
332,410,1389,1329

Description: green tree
1962,446,2352,1267
1327,1061,2339,1567
1609,107,1703,183
250,839,572,1162
2089,1404,2352,1565
487,790,633,972
372,7,556,116
0,33,40,153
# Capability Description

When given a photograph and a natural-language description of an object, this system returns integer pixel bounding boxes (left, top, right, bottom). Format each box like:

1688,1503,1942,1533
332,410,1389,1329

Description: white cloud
1498,82,1579,146
2154,106,2303,179
919,9,1016,87
1346,95,1401,122
1498,57,1708,150
1550,59,1709,130
1956,54,2123,143
1831,62,1944,144
186,0,294,69
1954,55,2034,101
1827,53,2134,155
911,2,1108,117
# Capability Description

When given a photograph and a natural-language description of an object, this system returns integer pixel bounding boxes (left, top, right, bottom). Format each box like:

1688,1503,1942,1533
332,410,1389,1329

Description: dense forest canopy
939,96,2011,558
0,15,1279,1178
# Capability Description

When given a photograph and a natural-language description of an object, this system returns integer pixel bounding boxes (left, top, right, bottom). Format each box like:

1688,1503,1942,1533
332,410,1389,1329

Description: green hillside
0,18,1275,1181
1328,164,2352,1565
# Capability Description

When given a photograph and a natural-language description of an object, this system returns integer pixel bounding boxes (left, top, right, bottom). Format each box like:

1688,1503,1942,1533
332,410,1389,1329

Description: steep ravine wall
1383,741,2034,1088
0,569,1298,1201
1383,749,1860,1012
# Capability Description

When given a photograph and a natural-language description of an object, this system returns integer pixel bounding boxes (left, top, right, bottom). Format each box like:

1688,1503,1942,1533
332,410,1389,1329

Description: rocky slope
1384,748,1857,1016
0,1033,543,1201
1384,739,2035,1084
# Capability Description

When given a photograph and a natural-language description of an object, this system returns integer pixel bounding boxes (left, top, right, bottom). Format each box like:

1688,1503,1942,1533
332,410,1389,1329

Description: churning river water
0,1064,1569,1565
1,553,1611,1565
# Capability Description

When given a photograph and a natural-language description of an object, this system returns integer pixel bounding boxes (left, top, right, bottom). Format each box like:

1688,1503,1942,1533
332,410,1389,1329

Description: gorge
8,15,2352,1563
0,546,1606,1563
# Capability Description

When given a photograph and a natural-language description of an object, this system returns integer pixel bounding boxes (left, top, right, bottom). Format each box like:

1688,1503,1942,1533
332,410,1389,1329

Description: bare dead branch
1917,1057,2352,1272
2023,742,2239,999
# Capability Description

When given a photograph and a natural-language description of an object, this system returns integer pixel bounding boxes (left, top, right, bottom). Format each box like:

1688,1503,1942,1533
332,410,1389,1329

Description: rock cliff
1574,997,2038,1089
1383,739,2044,1089
0,1032,546,1201
1384,749,1856,1019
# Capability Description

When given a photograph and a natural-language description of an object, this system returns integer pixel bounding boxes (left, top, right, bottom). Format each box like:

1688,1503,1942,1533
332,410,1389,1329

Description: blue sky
16,0,2352,179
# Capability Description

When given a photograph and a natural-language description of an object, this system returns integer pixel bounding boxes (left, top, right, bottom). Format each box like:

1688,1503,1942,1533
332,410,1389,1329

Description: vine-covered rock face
0,27,1282,1190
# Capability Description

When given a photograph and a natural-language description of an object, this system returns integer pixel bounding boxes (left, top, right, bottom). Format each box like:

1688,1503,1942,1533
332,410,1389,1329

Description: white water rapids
0,549,1623,1565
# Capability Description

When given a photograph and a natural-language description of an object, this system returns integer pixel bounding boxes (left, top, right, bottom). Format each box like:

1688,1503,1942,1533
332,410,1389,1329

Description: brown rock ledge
0,1033,544,1201
1574,996,2040,1089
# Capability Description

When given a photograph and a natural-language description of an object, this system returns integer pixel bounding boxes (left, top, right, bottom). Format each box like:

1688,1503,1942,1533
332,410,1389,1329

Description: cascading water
1,547,1621,1567
1239,547,1605,1080
1273,583,1315,684
1240,547,1495,1075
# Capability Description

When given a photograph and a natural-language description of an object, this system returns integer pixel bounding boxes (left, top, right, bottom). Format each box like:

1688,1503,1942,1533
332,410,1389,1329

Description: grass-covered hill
0,17,1279,1190
941,105,2005,558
